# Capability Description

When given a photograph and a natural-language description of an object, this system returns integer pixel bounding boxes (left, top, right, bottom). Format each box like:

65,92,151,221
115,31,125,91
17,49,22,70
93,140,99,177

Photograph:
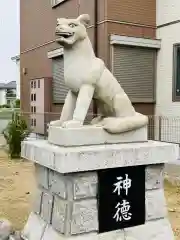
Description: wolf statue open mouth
56,31,74,39
55,31,74,43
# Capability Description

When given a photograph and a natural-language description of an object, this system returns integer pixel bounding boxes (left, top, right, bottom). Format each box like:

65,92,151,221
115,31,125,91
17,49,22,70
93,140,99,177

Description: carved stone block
71,199,98,235
51,196,67,234
49,170,67,199
41,192,54,224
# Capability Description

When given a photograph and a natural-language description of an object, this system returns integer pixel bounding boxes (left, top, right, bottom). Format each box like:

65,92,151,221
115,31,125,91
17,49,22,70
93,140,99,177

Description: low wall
0,120,9,134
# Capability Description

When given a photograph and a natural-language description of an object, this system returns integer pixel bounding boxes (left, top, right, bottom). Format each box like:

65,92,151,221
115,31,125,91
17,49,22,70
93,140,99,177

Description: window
113,45,156,102
52,56,68,103
31,106,36,113
173,44,180,101
31,94,36,102
31,118,36,127
34,81,36,89
31,118,34,126
34,118,36,127
51,0,67,7
38,80,40,88
31,81,33,88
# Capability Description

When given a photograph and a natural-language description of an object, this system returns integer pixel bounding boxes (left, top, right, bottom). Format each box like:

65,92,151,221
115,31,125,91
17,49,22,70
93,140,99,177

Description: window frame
34,93,36,101
34,118,36,127
51,0,67,7
172,43,180,101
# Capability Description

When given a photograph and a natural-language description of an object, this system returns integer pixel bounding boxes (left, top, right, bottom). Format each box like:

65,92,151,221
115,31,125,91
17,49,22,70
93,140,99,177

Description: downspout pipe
93,0,98,117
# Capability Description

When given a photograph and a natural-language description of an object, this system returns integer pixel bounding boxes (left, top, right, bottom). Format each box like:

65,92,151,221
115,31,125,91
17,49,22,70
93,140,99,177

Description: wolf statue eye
69,23,77,28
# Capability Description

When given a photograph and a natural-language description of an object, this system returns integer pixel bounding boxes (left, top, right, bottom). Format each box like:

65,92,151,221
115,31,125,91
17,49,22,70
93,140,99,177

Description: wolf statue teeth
50,14,148,134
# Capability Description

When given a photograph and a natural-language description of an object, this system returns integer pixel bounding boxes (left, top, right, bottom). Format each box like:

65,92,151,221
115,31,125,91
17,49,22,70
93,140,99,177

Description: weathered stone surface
21,213,47,240
49,170,67,199
72,172,97,200
51,196,67,234
41,192,54,224
21,140,179,173
42,228,125,240
0,219,13,240
33,188,43,215
146,164,164,190
71,199,98,235
48,125,147,147
35,164,49,189
124,218,174,240
41,225,62,240
146,189,167,221
9,231,22,240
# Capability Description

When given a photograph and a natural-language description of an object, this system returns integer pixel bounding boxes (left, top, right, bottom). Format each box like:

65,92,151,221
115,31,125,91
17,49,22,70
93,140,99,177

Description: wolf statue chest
64,60,96,93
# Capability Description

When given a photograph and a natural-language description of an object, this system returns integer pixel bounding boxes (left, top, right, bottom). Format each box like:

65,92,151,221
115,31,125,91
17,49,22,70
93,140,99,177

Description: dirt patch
0,150,35,230
0,149,179,237
165,179,180,239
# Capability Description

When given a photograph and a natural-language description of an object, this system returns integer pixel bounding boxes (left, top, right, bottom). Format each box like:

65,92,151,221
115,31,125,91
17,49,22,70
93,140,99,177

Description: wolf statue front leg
49,90,77,127
61,84,95,128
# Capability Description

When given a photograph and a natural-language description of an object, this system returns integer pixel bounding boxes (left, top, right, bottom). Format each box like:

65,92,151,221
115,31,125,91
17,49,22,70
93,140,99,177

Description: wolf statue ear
77,14,90,27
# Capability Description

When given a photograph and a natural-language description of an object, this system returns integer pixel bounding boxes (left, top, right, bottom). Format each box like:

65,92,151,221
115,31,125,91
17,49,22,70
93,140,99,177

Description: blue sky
0,0,20,83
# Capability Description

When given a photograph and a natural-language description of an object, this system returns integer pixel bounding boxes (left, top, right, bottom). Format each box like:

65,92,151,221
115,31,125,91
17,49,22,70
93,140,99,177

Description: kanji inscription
98,166,146,233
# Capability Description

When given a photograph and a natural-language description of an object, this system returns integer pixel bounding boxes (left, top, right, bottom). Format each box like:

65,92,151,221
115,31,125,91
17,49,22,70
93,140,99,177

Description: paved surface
0,120,9,134
0,135,6,147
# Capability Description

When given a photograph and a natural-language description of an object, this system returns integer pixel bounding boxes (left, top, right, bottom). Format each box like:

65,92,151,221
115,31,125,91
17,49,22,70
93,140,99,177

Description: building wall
156,0,180,116
156,0,180,142
0,90,6,105
106,0,156,26
105,0,156,65
30,77,52,134
21,0,156,116
20,0,99,112
156,0,180,25
105,0,156,115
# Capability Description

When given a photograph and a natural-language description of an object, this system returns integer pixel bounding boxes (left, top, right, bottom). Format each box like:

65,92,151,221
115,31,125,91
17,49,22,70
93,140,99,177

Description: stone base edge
21,213,174,240
48,125,148,146
21,140,179,174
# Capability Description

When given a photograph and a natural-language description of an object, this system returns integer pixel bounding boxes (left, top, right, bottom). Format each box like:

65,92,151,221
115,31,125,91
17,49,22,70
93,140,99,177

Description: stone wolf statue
50,14,148,134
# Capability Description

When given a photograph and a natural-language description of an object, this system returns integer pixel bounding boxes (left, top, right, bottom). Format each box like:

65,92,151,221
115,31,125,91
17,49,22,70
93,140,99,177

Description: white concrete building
0,86,6,105
0,81,17,106
156,0,180,142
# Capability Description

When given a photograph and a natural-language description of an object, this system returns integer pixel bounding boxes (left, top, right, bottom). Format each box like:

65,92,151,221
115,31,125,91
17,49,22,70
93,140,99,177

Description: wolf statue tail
102,112,148,134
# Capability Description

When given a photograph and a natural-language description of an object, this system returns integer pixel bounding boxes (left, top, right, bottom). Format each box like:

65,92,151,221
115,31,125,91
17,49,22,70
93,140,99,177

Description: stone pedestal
21,127,178,240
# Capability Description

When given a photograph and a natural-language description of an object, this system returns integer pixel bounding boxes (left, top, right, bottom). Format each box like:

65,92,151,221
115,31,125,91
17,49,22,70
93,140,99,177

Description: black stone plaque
98,165,146,233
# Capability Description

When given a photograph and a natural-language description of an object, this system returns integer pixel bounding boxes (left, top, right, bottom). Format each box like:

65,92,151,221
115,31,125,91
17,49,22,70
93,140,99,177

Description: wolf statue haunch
50,14,148,134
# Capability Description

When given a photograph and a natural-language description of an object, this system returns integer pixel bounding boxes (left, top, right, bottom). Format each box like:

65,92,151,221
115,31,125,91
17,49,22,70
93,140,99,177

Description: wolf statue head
55,14,90,47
